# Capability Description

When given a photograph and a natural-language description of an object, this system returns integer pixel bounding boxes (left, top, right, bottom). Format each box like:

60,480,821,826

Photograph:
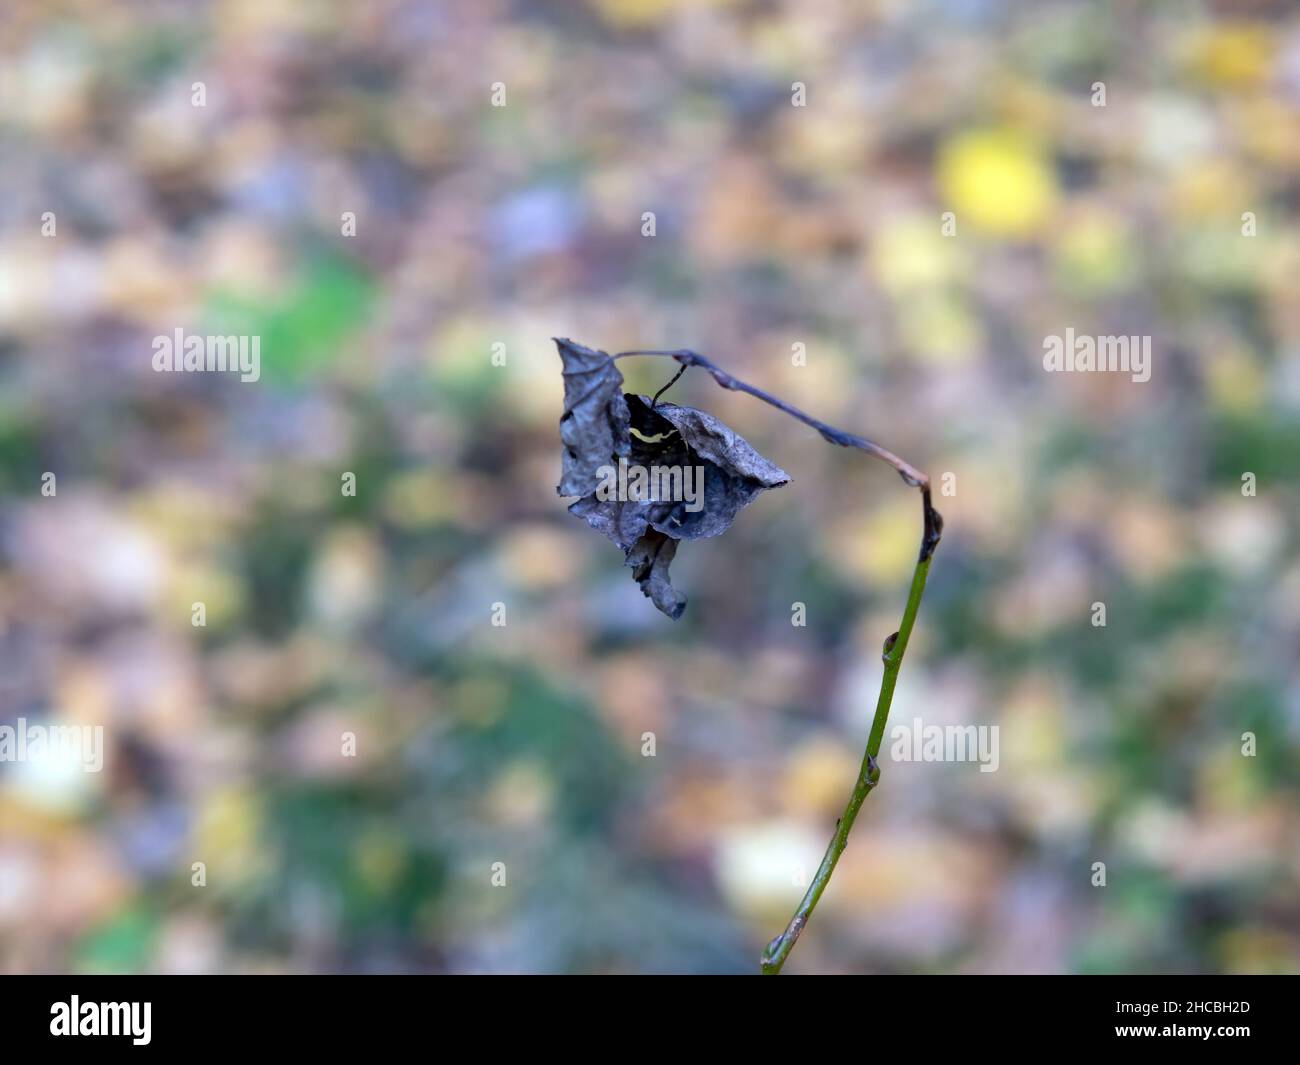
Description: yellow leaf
938,128,1058,239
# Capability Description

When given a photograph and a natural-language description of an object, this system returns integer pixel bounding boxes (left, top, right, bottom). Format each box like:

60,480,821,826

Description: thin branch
614,347,944,974
761,553,933,974
651,363,688,407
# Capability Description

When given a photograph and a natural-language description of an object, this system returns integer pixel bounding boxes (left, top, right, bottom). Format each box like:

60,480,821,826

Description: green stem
760,552,934,975
602,345,942,974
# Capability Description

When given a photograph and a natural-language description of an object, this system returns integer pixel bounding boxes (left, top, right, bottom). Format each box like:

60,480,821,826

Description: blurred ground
0,0,1297,974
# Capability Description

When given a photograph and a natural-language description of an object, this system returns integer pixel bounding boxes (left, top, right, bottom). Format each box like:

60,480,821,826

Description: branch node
882,631,899,663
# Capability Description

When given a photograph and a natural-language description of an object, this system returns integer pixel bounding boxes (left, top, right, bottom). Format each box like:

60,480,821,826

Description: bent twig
613,348,943,974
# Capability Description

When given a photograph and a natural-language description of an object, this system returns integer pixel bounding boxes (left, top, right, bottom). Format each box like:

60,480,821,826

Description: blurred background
1,0,1298,974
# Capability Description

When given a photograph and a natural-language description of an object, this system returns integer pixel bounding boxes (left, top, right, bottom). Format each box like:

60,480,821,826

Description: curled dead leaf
556,338,788,617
